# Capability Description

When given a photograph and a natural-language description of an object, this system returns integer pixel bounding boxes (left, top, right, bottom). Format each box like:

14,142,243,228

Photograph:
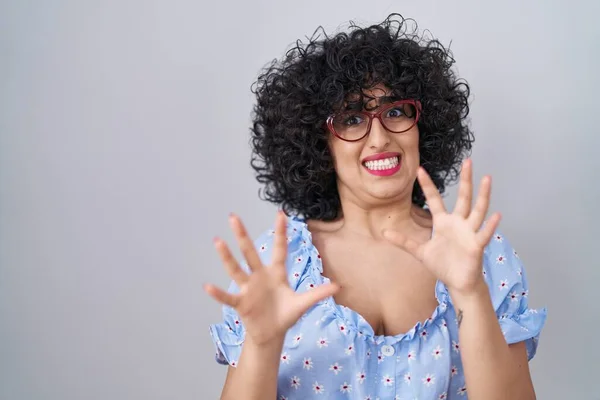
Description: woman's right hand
204,211,339,347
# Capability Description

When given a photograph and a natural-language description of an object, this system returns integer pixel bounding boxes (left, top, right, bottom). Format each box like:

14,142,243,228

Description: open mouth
362,155,400,171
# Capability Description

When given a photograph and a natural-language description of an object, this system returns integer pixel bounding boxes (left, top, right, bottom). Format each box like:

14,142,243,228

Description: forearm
449,280,535,400
220,336,283,400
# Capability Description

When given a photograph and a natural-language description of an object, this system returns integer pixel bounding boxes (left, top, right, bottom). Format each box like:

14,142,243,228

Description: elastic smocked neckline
288,215,450,346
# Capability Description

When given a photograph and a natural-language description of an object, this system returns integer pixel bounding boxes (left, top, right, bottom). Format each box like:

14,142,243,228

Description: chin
364,180,410,201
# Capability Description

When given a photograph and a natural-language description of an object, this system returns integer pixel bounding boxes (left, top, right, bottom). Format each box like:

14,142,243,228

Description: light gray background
1,1,598,399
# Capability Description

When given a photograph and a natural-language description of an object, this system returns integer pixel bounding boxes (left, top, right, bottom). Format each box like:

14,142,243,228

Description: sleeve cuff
498,307,547,361
209,323,245,366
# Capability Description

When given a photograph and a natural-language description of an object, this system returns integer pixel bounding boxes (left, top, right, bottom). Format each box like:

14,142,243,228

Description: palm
204,212,338,346
384,159,501,292
419,214,486,290
232,268,308,342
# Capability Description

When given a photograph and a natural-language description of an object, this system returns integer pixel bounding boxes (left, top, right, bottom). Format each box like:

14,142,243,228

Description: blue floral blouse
209,216,547,399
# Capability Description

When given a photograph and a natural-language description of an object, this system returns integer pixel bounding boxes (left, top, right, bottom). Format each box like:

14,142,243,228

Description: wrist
447,277,490,309
245,334,285,354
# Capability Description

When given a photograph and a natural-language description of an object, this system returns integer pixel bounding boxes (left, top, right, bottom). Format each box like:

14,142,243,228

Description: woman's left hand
383,159,501,294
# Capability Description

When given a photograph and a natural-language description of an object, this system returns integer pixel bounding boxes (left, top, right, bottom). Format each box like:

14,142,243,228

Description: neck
336,195,428,240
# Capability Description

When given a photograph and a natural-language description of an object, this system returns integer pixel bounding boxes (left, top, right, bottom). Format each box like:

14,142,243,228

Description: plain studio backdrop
1,0,598,399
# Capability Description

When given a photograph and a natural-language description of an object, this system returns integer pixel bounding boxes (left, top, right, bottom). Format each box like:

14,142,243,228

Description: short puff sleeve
483,231,548,360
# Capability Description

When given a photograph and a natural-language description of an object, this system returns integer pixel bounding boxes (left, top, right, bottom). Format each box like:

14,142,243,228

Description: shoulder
247,215,318,289
250,215,310,260
482,230,524,279
481,230,532,310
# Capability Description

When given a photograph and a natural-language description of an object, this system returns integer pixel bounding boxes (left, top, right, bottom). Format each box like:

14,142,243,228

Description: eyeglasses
326,99,422,142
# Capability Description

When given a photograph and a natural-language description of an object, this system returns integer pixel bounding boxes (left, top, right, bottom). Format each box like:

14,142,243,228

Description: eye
385,106,405,118
340,113,364,126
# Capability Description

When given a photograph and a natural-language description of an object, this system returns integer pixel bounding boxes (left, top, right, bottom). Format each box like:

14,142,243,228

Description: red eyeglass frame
325,99,422,142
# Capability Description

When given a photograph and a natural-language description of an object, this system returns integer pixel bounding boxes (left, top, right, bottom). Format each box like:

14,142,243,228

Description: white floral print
329,362,343,375
209,218,547,399
432,345,443,360
313,382,325,394
422,373,435,387
290,376,300,389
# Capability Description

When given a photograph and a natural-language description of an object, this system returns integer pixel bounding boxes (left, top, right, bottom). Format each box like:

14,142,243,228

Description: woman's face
328,85,420,207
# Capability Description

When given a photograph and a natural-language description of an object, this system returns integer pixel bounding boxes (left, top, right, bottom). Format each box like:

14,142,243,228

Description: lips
361,152,402,177
361,151,402,163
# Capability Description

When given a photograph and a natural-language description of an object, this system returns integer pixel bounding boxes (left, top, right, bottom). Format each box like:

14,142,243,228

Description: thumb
382,229,424,261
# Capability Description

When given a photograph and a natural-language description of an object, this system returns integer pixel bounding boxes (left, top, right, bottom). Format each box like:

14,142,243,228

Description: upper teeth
363,156,399,170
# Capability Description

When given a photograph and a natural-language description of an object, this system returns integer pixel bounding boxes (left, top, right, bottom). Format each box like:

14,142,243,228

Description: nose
366,117,391,150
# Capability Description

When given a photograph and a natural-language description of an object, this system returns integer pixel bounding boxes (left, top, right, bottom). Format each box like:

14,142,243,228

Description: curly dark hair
249,14,474,221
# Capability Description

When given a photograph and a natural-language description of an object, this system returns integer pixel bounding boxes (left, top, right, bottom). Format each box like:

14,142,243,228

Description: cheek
329,140,362,170
409,128,420,146
402,131,420,158
408,130,419,155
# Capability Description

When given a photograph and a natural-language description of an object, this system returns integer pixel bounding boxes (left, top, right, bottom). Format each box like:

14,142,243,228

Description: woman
204,14,547,400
